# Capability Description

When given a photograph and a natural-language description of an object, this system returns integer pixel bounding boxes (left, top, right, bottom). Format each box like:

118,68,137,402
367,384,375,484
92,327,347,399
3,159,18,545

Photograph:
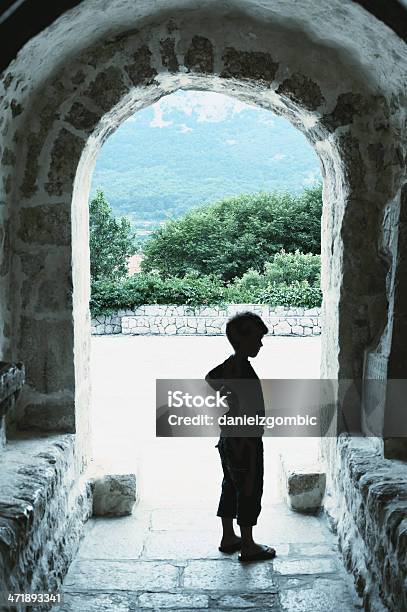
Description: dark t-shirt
205,355,265,437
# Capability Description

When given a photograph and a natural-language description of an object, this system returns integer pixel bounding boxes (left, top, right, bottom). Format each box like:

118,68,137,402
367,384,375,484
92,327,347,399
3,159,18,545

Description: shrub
264,250,321,286
259,281,322,308
90,272,226,315
90,272,322,315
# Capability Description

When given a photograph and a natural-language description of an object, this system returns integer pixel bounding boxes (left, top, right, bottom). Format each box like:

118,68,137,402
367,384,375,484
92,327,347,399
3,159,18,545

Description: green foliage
89,189,138,281
90,272,227,314
141,186,322,281
225,251,321,306
90,251,322,315
264,250,320,285
89,188,323,314
259,281,322,308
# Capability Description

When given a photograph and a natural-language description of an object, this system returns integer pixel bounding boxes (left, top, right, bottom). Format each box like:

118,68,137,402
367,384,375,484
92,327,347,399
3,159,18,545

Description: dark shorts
215,436,264,526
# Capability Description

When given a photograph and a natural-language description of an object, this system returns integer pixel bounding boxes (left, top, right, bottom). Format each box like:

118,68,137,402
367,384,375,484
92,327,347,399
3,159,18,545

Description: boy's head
226,312,268,357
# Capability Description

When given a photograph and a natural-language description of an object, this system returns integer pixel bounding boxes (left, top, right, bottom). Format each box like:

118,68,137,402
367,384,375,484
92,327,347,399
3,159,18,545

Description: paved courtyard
58,336,361,611
89,335,322,503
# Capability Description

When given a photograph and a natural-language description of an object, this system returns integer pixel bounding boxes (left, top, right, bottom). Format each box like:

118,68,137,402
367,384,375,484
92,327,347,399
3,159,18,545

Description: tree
89,189,137,281
141,185,322,281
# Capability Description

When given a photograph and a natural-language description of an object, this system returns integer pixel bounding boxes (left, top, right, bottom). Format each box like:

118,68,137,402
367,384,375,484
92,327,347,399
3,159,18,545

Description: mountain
90,90,321,238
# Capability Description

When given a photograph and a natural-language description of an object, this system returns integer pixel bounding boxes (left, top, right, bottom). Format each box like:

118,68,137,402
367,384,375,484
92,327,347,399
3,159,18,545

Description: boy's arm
205,363,225,391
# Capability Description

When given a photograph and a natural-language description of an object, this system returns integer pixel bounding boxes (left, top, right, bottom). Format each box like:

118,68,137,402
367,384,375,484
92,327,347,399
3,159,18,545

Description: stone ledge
328,435,407,611
0,433,92,597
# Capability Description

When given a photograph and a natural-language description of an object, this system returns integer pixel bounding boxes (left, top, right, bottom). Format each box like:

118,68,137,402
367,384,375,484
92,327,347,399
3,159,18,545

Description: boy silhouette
205,312,276,562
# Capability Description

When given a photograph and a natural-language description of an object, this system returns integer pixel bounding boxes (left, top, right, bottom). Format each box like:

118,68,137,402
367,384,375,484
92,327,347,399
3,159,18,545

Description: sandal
238,545,276,562
218,540,242,553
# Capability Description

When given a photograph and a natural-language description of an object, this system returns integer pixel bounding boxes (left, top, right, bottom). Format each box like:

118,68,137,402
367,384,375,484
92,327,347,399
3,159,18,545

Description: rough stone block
91,473,137,517
18,316,74,394
280,577,357,611
197,322,206,334
304,308,320,316
183,559,277,591
279,455,326,513
63,559,177,592
185,36,214,73
18,204,70,245
132,326,150,334
85,66,128,112
22,393,76,432
124,45,157,87
144,305,161,316
274,321,292,335
45,128,85,196
139,592,209,609
274,557,336,575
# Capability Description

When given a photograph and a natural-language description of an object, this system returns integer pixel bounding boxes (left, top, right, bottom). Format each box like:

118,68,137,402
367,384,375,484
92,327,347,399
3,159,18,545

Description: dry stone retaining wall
91,305,322,336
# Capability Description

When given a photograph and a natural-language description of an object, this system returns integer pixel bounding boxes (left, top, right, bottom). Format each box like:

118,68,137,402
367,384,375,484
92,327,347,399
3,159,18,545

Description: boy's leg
216,439,241,547
236,438,275,556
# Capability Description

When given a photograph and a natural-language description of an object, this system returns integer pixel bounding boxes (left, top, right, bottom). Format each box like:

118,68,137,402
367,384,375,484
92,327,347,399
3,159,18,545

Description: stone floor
57,499,361,611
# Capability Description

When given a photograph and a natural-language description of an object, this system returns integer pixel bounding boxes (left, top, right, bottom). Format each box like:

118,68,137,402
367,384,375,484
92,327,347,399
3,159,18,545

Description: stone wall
324,435,407,611
0,361,92,601
0,434,93,601
91,304,322,336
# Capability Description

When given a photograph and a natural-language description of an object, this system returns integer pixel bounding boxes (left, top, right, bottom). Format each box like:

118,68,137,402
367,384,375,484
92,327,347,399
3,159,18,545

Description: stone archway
1,1,406,607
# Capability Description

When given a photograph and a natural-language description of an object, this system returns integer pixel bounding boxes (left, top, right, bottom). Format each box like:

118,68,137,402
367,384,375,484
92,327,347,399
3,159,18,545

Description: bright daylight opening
88,89,323,508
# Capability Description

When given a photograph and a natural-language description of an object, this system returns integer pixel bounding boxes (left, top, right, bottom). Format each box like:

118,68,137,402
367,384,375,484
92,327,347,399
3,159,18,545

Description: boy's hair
226,311,269,349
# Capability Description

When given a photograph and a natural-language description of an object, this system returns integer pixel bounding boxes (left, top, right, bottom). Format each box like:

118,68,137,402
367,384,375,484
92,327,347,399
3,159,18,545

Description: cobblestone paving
57,501,361,611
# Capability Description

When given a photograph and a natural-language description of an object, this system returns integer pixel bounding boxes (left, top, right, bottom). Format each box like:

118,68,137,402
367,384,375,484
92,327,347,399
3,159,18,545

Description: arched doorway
1,2,406,607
